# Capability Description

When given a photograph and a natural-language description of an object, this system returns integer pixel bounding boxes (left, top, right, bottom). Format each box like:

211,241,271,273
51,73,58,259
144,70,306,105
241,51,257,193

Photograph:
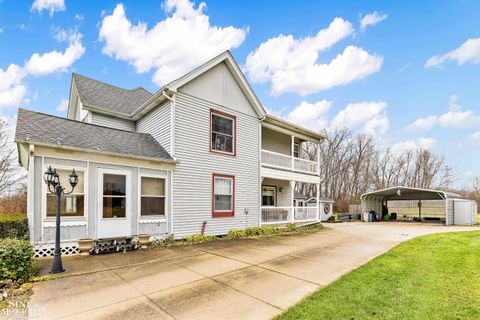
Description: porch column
316,183,320,221
291,135,295,171
316,142,320,175
290,180,295,222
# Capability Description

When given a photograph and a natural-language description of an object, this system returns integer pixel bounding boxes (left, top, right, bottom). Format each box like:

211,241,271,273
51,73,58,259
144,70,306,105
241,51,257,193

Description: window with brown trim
210,109,236,156
212,173,235,217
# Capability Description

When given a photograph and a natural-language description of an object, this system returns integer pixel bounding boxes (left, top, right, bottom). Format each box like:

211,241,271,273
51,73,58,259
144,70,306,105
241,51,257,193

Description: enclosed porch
261,178,320,224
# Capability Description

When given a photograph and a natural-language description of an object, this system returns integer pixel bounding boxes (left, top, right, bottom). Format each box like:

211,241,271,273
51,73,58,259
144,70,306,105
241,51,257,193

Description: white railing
261,149,318,175
261,207,292,224
294,207,318,221
294,158,318,174
261,206,318,224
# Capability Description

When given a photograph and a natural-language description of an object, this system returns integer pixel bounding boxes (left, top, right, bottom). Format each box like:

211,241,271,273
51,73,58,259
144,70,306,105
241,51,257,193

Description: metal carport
360,186,477,226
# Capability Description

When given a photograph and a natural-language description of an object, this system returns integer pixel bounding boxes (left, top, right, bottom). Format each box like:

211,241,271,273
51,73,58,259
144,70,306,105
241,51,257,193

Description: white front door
97,168,132,238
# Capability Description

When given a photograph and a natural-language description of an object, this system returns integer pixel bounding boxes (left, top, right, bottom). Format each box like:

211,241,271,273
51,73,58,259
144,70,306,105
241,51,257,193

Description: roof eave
262,115,325,142
16,139,177,165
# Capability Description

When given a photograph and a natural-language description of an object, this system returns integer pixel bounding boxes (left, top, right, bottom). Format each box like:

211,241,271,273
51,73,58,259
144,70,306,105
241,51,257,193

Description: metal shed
360,186,477,226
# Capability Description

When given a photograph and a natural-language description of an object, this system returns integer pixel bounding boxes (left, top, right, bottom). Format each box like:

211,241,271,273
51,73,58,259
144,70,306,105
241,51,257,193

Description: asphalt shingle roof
73,73,153,116
15,108,174,162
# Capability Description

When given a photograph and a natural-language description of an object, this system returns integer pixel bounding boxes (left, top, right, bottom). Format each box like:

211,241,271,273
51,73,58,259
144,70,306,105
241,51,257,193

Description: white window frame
212,174,235,217
43,165,87,221
100,171,129,220
293,143,300,158
139,173,167,220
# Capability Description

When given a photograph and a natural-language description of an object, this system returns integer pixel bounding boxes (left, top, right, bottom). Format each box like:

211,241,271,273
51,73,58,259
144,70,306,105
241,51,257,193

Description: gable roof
15,108,174,162
131,51,266,120
73,73,153,117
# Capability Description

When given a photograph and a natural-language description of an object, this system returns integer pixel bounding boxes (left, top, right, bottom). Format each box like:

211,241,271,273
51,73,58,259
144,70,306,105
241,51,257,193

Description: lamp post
44,166,79,274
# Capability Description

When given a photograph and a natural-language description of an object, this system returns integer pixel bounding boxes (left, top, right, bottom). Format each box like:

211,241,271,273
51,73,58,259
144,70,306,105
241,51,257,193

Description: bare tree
0,119,25,196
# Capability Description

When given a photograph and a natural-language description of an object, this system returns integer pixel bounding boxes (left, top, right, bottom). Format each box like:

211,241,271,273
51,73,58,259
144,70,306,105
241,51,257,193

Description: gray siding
172,92,260,238
90,112,136,132
43,225,86,242
137,100,172,155
262,127,291,155
179,62,257,118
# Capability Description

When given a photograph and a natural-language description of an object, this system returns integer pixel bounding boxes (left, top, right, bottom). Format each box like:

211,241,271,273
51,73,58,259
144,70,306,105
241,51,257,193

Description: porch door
97,169,132,238
262,186,276,206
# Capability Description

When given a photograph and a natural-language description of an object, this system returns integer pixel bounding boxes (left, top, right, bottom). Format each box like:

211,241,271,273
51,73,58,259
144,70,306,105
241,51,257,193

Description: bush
0,214,29,240
183,234,217,244
0,238,35,284
225,229,247,239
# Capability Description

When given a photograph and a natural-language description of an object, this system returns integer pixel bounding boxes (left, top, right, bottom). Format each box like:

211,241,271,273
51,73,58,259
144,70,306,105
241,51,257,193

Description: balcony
261,149,319,175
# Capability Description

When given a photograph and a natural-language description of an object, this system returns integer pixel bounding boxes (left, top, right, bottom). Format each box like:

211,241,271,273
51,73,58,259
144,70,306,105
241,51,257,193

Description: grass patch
276,231,480,320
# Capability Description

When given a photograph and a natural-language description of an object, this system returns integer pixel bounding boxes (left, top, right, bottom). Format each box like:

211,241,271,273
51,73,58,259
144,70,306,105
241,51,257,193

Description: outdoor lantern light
44,166,80,274
397,189,402,196
52,169,60,186
44,165,54,185
69,169,78,188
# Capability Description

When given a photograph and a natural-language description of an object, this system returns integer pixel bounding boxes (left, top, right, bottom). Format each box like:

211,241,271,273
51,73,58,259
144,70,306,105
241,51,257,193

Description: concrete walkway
29,223,479,320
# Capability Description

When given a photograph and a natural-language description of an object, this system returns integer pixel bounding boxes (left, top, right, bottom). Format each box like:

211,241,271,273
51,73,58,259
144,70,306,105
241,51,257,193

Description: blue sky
1,0,479,187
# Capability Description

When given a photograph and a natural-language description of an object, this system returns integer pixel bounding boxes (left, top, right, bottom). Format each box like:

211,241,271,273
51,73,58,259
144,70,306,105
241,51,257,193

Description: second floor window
211,109,236,155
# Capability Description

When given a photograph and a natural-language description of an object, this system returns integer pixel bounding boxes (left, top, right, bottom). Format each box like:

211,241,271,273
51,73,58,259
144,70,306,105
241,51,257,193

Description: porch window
102,174,126,218
262,186,276,206
212,174,234,217
293,143,300,158
141,177,165,216
46,169,84,217
210,109,236,155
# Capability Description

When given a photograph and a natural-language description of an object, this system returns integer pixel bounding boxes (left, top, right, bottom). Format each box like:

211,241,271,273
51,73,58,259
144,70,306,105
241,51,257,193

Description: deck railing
261,149,318,175
261,206,318,224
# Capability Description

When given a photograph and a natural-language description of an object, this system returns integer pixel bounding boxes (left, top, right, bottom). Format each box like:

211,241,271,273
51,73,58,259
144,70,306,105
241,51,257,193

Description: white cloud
390,137,436,154
425,38,480,68
74,14,84,21
56,98,68,112
406,115,437,131
24,32,85,76
0,64,27,109
359,11,388,32
406,95,480,131
98,1,247,86
286,100,331,131
331,101,389,135
31,0,65,16
469,131,480,142
245,17,382,96
0,32,84,110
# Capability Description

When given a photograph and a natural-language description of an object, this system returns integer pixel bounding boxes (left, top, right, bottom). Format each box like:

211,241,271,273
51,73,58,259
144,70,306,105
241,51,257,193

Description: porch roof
15,108,174,162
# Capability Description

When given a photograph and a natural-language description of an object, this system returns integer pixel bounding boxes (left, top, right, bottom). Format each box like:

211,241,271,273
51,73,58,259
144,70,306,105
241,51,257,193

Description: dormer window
210,109,236,156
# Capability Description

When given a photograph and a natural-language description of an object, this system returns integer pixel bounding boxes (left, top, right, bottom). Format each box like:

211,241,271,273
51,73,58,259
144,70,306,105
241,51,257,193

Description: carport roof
361,186,459,201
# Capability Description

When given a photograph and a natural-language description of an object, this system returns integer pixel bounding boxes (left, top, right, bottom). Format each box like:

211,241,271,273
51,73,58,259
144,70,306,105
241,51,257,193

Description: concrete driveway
29,223,479,320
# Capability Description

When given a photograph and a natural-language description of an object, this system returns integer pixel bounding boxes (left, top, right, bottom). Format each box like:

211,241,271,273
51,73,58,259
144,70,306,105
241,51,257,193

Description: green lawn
277,231,480,320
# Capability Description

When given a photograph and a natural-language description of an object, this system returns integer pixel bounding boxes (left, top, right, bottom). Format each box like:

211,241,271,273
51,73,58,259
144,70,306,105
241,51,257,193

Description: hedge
0,238,35,284
0,213,29,240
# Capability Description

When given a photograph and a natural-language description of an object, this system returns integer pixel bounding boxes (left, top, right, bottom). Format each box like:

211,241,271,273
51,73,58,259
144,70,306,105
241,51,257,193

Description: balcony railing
261,149,319,175
261,206,318,224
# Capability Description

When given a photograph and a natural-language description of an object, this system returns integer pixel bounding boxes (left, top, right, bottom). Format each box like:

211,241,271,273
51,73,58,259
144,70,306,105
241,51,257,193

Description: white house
15,51,324,256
